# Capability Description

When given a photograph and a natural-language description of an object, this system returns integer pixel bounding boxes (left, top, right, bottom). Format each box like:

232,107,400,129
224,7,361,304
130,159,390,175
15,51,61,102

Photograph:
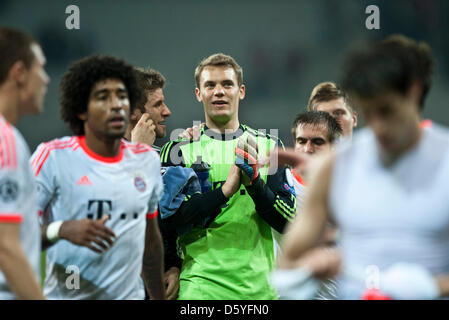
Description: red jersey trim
122,141,153,154
132,149,153,155
146,210,158,220
32,138,79,177
0,116,18,169
78,136,124,163
419,119,432,129
0,214,23,224
31,137,76,168
291,169,306,186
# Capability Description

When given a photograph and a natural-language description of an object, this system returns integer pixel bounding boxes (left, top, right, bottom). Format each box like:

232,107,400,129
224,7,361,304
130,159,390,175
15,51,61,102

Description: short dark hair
291,111,342,144
195,53,243,88
134,67,166,112
340,34,435,110
60,55,141,135
308,82,353,112
0,27,37,84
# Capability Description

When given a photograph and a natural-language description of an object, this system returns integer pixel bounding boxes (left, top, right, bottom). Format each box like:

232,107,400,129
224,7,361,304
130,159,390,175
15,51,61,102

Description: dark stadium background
2,0,448,152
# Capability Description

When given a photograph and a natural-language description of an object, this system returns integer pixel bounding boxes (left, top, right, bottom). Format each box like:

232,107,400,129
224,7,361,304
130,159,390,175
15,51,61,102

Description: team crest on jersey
134,177,146,192
131,171,147,192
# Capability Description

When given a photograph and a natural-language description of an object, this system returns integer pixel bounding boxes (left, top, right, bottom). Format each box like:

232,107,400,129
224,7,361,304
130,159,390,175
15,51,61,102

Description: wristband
46,221,64,243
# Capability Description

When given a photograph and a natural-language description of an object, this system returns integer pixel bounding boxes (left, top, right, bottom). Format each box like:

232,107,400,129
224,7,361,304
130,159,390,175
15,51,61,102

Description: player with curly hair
31,55,165,299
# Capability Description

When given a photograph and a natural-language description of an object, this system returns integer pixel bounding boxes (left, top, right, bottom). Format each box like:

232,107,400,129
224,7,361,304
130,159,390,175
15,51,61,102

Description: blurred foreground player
0,27,48,299
277,35,449,299
31,56,165,299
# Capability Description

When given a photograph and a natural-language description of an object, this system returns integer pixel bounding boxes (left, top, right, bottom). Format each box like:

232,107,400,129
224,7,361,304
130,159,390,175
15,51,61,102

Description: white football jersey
31,136,163,300
285,168,307,209
331,125,449,299
272,169,307,261
0,115,40,299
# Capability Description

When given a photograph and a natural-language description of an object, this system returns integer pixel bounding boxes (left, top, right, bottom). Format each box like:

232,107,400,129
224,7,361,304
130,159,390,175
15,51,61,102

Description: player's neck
84,131,122,158
0,84,20,125
380,125,422,167
205,116,240,134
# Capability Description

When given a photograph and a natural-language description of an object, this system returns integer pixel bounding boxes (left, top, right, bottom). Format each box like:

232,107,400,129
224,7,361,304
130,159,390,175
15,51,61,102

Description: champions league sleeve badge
0,178,19,203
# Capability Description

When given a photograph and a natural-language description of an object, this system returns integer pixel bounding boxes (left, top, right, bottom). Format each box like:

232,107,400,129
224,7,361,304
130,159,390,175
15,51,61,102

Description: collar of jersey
77,136,124,163
202,124,245,141
291,169,306,186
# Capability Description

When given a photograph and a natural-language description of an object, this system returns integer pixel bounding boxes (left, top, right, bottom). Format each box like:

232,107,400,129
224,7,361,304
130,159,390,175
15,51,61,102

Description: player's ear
239,84,245,101
352,111,358,128
9,60,28,86
407,79,423,108
195,87,202,102
130,109,142,123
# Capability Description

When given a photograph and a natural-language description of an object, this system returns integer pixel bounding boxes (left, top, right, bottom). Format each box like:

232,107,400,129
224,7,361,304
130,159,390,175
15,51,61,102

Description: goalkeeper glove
235,135,259,184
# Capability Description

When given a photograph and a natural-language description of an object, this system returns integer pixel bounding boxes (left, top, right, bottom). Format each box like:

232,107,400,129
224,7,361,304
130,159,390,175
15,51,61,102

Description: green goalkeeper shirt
160,124,296,300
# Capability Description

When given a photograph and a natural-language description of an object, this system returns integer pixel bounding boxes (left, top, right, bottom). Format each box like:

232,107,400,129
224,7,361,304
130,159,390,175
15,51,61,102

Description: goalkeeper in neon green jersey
160,53,296,300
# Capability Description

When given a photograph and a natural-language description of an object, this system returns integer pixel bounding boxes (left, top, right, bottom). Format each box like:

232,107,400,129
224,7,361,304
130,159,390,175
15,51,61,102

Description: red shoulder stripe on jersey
122,140,134,147
30,143,48,168
9,122,17,169
291,169,306,186
0,124,6,168
0,116,6,168
0,118,17,169
135,142,152,150
31,137,76,168
34,149,51,176
131,145,152,152
30,146,43,167
132,149,154,155
0,214,23,224
33,139,79,176
5,121,17,168
32,139,78,171
38,210,43,217
146,210,158,220
122,141,153,154
129,146,152,152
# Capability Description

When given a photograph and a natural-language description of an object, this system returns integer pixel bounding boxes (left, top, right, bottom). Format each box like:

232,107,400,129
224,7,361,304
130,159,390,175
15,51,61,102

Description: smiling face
195,66,245,127
80,78,130,140
314,98,357,138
